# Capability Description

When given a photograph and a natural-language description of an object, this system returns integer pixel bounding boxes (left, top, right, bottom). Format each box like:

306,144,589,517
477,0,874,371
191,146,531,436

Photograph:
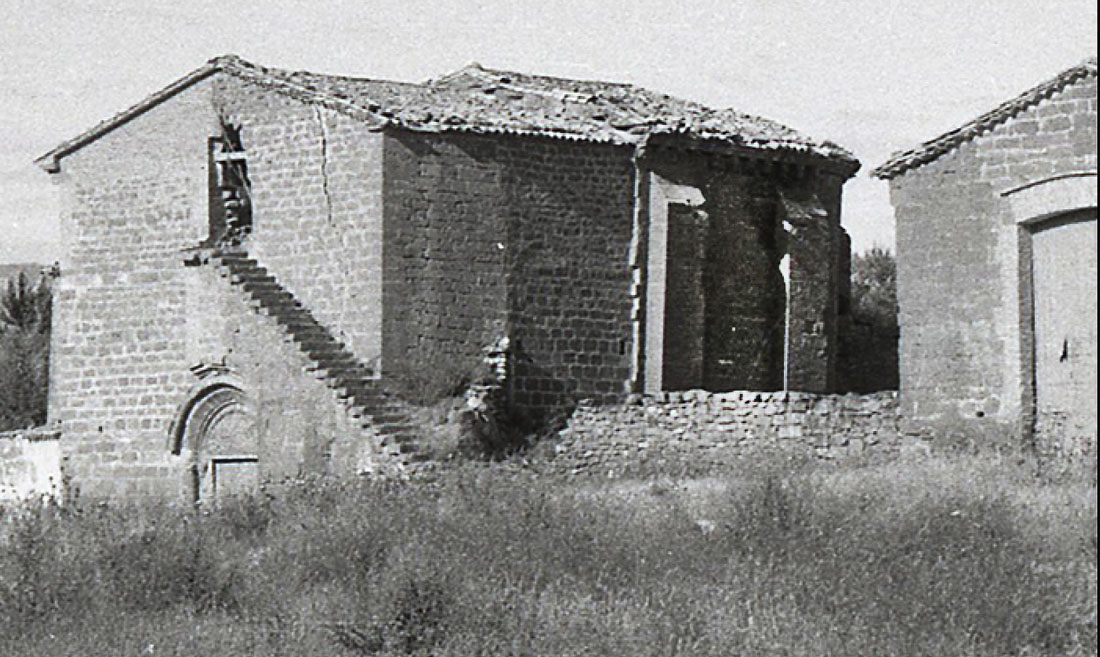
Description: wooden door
1031,210,1097,457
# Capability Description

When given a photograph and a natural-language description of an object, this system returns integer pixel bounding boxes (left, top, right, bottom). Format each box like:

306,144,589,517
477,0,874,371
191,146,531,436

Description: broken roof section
873,56,1098,180
37,54,858,173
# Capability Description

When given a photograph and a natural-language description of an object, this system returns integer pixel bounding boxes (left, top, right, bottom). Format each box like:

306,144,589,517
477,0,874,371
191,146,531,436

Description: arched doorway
170,381,259,502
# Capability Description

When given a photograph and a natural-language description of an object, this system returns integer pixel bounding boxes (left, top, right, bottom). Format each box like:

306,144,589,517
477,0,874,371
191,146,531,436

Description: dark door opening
662,203,707,390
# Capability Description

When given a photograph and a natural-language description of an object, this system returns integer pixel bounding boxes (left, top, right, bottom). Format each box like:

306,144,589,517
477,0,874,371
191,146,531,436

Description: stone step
382,440,420,455
295,336,345,351
342,390,384,406
316,369,365,384
217,259,259,271
285,324,328,337
298,339,348,353
308,356,357,371
243,280,284,292
275,317,327,331
363,412,407,425
211,248,427,470
346,388,396,403
252,292,300,308
251,299,302,314
231,272,275,284
314,358,361,371
374,424,417,437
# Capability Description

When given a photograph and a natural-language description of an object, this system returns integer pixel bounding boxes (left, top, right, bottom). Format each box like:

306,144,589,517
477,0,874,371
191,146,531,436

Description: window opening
209,121,252,246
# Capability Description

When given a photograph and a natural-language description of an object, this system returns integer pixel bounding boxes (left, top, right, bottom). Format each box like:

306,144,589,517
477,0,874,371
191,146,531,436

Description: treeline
0,267,56,430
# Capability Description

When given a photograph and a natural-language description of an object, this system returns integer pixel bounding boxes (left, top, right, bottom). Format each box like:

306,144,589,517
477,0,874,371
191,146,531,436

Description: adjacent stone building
874,58,1097,462
37,55,858,499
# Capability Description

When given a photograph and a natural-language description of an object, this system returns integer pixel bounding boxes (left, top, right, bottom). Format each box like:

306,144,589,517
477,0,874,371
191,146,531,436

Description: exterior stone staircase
207,248,428,473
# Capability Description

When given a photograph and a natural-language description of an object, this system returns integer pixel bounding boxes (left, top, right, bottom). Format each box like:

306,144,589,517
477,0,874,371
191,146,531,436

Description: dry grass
0,453,1095,656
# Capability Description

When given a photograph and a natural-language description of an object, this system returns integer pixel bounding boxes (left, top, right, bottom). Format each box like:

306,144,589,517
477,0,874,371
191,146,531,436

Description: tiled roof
37,55,857,172
873,57,1098,180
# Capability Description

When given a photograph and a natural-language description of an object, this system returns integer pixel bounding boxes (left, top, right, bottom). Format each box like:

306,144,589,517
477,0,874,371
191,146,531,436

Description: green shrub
0,269,54,431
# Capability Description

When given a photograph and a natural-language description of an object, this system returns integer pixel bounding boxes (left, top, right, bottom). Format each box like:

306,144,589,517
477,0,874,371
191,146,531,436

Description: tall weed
0,454,1094,656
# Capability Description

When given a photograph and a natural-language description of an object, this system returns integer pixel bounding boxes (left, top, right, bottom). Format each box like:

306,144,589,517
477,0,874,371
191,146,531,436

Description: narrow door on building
662,203,708,390
1031,209,1098,456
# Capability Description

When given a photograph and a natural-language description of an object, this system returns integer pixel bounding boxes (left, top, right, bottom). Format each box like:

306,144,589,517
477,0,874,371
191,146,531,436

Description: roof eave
35,55,397,173
643,132,860,178
34,58,226,173
872,57,1098,181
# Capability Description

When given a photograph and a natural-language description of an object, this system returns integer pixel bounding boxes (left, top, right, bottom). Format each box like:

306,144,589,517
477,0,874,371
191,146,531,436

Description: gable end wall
49,79,219,498
888,74,1097,444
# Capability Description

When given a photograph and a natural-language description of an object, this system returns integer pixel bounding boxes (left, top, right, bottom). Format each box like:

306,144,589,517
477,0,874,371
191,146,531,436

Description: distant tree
1,270,53,334
850,247,898,330
0,268,56,430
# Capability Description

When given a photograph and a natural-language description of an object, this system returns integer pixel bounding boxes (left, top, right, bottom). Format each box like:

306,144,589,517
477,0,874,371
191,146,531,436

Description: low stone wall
0,428,62,502
549,391,916,476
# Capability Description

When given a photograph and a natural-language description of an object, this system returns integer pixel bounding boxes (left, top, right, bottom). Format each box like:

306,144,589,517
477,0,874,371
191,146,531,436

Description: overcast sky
1,0,1096,264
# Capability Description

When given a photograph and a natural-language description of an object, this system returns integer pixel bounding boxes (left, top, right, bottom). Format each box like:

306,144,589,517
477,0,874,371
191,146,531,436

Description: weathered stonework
35,56,860,498
877,60,1096,465
549,391,908,476
213,77,386,368
47,79,216,498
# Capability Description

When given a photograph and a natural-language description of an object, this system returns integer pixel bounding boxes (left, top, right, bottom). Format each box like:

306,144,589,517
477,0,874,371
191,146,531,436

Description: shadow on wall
510,340,580,432
838,318,899,393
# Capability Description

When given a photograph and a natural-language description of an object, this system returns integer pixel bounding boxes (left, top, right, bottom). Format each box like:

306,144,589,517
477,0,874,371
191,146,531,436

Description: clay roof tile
37,54,859,173
872,56,1098,180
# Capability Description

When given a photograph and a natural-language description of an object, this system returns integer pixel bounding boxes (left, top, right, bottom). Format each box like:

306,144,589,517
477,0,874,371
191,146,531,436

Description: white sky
1,0,1096,264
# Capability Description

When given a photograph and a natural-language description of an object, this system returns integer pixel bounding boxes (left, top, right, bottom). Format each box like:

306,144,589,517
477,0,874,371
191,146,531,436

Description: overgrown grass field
1,455,1095,656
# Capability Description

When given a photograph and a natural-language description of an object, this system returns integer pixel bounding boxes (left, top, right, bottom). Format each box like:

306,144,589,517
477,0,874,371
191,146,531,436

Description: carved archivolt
169,374,257,501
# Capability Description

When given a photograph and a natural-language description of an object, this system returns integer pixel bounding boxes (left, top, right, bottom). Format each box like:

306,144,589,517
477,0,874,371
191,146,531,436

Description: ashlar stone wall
889,73,1096,447
213,76,386,369
381,132,512,396
48,78,219,498
499,137,637,412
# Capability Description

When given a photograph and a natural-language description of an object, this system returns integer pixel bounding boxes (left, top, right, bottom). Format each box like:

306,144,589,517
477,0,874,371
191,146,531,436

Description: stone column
781,187,839,393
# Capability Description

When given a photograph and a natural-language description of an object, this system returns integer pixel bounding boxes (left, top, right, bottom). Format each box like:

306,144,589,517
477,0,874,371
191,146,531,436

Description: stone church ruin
33,55,863,499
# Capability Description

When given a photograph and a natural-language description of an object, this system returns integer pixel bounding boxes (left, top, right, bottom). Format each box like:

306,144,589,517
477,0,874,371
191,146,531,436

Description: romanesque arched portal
170,381,258,502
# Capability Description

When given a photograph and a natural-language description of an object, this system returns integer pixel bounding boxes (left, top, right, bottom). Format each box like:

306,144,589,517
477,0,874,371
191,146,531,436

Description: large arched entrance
170,381,259,502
